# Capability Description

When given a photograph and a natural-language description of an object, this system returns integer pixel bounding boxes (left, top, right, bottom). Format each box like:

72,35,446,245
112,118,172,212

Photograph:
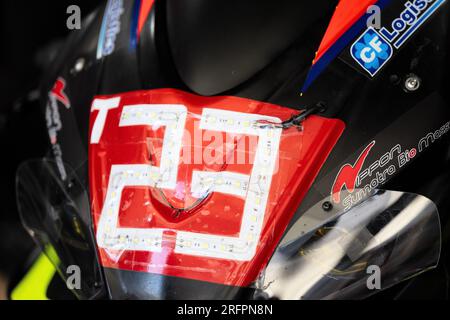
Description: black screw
322,201,333,212
389,74,401,85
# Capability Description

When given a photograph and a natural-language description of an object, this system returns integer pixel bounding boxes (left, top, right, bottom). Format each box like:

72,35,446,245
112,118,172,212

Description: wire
256,101,327,130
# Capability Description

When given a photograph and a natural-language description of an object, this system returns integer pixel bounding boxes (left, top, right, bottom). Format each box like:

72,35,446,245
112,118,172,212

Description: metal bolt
322,201,333,212
404,74,421,92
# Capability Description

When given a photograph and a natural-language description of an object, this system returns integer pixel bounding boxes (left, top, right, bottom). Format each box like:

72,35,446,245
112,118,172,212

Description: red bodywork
314,0,378,64
89,89,344,286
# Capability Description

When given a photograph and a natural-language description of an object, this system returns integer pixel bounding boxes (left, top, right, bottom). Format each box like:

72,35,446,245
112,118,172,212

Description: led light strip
191,171,250,199
96,105,187,252
96,106,282,262
96,165,165,253
120,104,187,189
175,109,282,261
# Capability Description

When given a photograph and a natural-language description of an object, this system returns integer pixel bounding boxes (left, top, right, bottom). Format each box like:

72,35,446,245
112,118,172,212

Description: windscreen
256,189,441,300
16,159,104,300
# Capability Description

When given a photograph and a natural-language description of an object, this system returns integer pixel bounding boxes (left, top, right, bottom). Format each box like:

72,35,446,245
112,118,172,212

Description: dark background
0,0,102,283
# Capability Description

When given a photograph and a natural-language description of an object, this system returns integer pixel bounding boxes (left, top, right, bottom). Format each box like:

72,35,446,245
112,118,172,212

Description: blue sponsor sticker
351,28,393,76
97,0,124,60
351,0,446,77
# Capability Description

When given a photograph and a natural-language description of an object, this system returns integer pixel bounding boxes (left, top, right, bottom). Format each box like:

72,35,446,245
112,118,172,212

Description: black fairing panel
104,268,254,300
165,0,338,96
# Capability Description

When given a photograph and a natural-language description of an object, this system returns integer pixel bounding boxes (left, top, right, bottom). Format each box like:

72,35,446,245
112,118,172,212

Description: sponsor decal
332,142,407,209
418,120,450,152
332,120,450,209
332,141,376,203
351,0,446,76
46,78,71,180
351,28,393,76
97,0,124,59
50,78,71,109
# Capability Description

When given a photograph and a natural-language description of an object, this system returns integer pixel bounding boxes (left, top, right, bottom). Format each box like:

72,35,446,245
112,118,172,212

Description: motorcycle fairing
24,0,449,299
89,88,345,286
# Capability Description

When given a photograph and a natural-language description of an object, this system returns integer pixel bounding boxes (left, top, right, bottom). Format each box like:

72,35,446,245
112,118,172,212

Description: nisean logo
351,0,446,76
351,28,393,76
